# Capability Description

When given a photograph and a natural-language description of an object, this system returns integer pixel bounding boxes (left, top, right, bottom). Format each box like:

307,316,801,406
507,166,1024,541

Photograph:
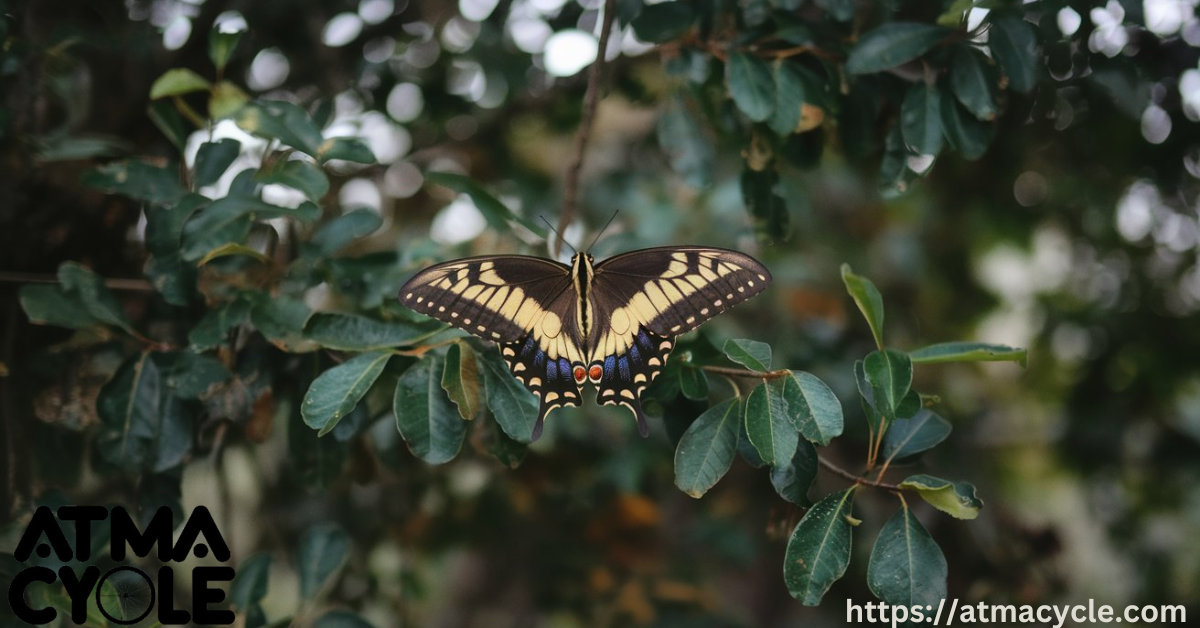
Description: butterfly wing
588,247,772,434
399,255,586,439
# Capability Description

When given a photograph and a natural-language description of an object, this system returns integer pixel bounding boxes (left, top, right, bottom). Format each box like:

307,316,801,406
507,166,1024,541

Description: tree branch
0,271,154,292
817,455,903,491
555,0,617,258
699,364,792,380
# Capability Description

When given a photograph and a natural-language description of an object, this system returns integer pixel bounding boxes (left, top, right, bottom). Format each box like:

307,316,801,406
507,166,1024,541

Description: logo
7,505,234,625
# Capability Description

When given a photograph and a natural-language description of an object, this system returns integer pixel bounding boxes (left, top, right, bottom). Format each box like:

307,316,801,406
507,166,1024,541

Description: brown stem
818,455,903,491
700,364,792,380
555,0,617,258
0,271,155,292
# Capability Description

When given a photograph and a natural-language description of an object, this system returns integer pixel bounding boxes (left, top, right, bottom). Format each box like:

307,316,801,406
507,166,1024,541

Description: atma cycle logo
7,505,235,625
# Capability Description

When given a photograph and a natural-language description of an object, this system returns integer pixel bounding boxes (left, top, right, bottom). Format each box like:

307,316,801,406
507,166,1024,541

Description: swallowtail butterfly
399,246,771,440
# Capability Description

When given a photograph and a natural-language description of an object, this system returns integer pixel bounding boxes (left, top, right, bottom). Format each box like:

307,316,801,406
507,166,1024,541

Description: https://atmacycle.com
847,598,1187,627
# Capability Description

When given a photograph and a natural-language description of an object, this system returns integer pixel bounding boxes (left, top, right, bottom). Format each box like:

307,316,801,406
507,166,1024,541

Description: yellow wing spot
718,263,735,277
758,274,767,281
540,312,563,338
514,299,541,327
620,389,635,400
451,278,469,294
660,280,684,303
455,268,468,281
451,312,459,318
563,391,577,399
492,332,501,339
673,278,696,296
476,286,496,306
672,252,688,263
671,324,681,332
513,363,526,372
648,357,662,366
685,316,696,325
699,265,718,281
485,286,510,311
545,392,560,402
416,296,424,303
748,280,756,287
610,308,630,334
634,373,647,383
502,347,516,356
659,341,672,350
602,389,615,397
463,285,484,300
477,325,487,332
479,269,504,285
528,377,542,387
480,261,494,271
499,288,525,318
438,278,453,289
685,275,706,289
644,281,671,312
405,292,413,299
664,260,688,278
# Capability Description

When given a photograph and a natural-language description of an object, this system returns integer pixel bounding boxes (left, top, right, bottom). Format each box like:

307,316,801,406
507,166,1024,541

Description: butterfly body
399,246,771,440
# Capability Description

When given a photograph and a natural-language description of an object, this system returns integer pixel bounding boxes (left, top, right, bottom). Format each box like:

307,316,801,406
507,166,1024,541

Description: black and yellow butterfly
398,246,771,440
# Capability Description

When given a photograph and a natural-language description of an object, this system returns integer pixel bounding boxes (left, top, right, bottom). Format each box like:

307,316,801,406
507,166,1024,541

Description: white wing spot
451,312,459,318
738,286,745,293
700,308,709,315
477,325,487,332
416,296,424,303
405,292,413,299
714,299,723,307
439,306,446,312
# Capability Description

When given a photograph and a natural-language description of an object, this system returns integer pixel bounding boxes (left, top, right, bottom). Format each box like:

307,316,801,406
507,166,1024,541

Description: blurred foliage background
2,0,1200,626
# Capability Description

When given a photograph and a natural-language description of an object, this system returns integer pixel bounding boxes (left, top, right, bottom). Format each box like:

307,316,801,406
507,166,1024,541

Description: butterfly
398,246,771,440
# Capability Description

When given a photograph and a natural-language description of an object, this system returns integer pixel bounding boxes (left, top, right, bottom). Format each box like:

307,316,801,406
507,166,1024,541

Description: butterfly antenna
585,209,620,253
540,215,577,255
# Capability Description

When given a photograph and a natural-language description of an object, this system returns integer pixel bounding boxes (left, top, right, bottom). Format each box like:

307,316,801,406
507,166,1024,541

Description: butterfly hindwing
593,328,674,437
500,334,583,440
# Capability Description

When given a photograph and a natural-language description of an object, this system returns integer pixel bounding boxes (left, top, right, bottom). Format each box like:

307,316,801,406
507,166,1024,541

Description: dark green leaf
250,296,318,352
304,312,438,351
988,15,1039,93
657,96,714,187
900,83,943,155
674,398,741,498
840,264,885,348
209,28,242,73
813,0,855,21
150,68,211,100
181,195,317,261
96,353,160,471
741,167,790,243
630,1,695,43
194,139,241,188
395,352,468,464
259,158,329,201
83,160,185,204
483,418,528,468
770,438,817,505
867,505,948,610
189,298,250,351
317,137,376,164
769,60,807,136
879,124,917,199
862,349,913,427
229,553,271,609
845,22,950,75
737,419,768,468
899,474,983,519
298,524,350,597
909,341,1027,366
309,209,383,256
475,342,538,443
235,100,324,156
19,284,97,329
58,262,137,335
424,172,547,238
883,409,952,460
442,342,482,420
727,52,776,122
940,86,994,160
679,365,709,400
313,611,375,628
950,45,1000,120
301,351,391,436
782,370,843,445
784,488,857,605
148,101,190,152
723,338,772,372
153,351,231,399
210,80,250,119
745,380,797,466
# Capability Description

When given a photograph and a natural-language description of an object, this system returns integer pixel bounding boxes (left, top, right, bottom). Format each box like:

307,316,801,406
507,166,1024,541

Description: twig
0,271,155,292
817,455,903,491
700,364,791,380
555,0,617,258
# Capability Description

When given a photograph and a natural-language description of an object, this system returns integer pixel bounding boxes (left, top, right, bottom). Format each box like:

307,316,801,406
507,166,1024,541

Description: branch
817,455,903,491
0,271,154,292
699,364,791,380
555,0,617,258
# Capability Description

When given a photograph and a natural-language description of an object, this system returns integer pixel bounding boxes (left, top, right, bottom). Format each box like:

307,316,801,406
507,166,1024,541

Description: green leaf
58,262,137,335
845,22,950,75
298,524,350,598
883,409,951,461
259,158,329,201
950,45,1000,120
770,438,817,506
309,209,383,256
657,95,714,187
862,349,913,427
740,167,790,243
674,398,741,498
189,298,250,351
149,101,190,152
317,137,376,164
229,553,271,609
784,487,857,605
737,419,768,468
484,419,528,468
19,284,97,329
726,52,776,122
150,68,211,100
153,351,231,399
209,27,242,73
442,342,481,420
96,353,161,471
988,15,1039,93
867,505,948,610
83,160,186,204
679,365,709,400
181,195,318,261
744,380,797,466
395,353,468,464
475,342,538,443
250,295,318,352
209,80,250,119
910,341,1027,366
769,60,807,136
723,338,772,372
313,611,376,628
194,139,241,188
304,313,439,351
198,242,273,266
782,370,843,446
899,474,983,520
630,1,695,43
840,264,885,349
900,82,943,155
939,86,994,160
813,0,855,21
424,172,546,238
301,351,391,436
235,100,324,156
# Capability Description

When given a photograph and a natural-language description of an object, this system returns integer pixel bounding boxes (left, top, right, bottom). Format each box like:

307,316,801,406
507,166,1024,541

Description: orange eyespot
588,365,603,381
573,366,586,383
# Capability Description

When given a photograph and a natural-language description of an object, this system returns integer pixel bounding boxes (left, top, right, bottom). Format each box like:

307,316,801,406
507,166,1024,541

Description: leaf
744,380,797,466
424,172,546,238
304,313,439,351
784,488,857,605
770,438,817,505
442,342,481,420
769,60,807,136
309,209,383,256
189,298,250,351
259,158,329,201
726,52,776,122
317,137,376,164
899,475,983,520
57,262,137,335
782,370,843,446
153,351,231,399
883,409,952,461
988,15,1039,93
813,0,855,21
198,242,273,266
673,398,741,498
229,553,271,609
475,342,539,443
194,139,241,188
939,86,994,160
740,167,790,243
679,365,709,400
845,22,950,75
723,338,772,372
900,82,943,155
862,349,913,427
149,101,190,152
950,45,1000,120
301,351,391,436
150,68,211,100
840,264,885,349
313,611,376,628
209,27,242,73
96,353,161,471
867,505,948,610
83,160,185,204
630,1,696,43
910,341,1027,367
250,295,318,352
235,100,324,156
19,284,97,329
737,419,768,468
657,96,715,187
209,80,250,119
395,353,468,464
181,195,317,261
298,524,351,598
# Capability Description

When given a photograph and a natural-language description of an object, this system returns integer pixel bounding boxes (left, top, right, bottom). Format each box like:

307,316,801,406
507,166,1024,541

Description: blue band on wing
522,336,537,356
628,344,641,364
558,358,571,380
604,355,616,378
618,356,631,380
546,357,557,379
